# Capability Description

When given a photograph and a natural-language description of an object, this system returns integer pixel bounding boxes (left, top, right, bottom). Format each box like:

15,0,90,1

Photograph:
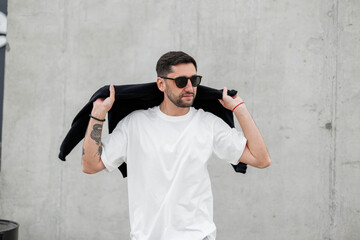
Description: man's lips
181,92,194,98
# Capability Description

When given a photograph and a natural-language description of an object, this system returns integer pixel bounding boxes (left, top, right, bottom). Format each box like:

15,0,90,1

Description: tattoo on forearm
90,124,103,157
90,124,102,145
97,146,102,157
82,147,85,156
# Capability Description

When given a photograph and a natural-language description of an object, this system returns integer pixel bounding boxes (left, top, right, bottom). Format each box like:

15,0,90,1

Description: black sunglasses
160,75,202,88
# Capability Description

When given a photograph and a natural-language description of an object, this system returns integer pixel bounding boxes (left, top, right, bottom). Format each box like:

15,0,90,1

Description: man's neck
159,101,190,116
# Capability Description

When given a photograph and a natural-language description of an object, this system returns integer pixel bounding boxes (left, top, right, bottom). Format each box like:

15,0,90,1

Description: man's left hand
218,87,244,111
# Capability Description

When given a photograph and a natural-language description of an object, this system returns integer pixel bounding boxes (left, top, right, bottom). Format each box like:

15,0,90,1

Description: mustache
180,92,194,97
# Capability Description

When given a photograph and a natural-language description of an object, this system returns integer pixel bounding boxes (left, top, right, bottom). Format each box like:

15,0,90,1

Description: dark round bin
0,220,19,240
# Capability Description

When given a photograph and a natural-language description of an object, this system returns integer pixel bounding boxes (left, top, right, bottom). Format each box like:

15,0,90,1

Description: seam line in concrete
329,0,339,238
57,0,70,239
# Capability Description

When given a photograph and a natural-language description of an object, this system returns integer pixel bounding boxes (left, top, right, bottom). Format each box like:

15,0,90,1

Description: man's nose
184,79,193,91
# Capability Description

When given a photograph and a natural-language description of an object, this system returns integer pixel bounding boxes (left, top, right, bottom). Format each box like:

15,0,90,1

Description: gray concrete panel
333,0,360,239
1,0,359,239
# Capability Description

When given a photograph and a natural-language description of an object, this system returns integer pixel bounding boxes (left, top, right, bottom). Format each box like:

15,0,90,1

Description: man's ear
157,77,165,92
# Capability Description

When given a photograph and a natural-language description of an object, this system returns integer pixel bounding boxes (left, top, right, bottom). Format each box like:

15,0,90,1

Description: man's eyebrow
174,74,198,78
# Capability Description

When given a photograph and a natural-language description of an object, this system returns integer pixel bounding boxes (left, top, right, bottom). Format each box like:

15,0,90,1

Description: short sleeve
212,117,247,165
101,118,128,172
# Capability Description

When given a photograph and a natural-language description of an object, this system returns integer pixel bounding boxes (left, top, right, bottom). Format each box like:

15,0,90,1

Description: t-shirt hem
229,138,247,165
101,146,117,172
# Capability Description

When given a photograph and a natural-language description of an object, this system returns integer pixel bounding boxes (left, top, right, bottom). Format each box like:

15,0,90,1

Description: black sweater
58,82,247,177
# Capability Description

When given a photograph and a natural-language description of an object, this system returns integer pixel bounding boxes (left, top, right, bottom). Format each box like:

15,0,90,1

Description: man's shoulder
124,106,158,119
114,106,157,130
192,108,225,126
194,107,220,119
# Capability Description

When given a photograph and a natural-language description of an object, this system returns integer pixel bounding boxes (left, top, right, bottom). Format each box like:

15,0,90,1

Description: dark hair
156,51,197,77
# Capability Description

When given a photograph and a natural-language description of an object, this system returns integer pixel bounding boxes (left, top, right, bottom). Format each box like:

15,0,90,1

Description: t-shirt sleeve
101,118,128,172
212,116,247,165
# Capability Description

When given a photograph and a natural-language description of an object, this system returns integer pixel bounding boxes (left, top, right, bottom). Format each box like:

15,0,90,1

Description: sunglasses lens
190,76,201,87
175,77,188,88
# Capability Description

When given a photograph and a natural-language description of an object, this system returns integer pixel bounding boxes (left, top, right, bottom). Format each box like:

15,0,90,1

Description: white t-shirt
101,106,247,240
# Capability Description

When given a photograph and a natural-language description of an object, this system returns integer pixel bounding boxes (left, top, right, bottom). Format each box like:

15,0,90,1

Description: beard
164,82,196,108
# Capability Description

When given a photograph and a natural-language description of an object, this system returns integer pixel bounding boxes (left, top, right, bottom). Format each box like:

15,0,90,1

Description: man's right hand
91,84,115,118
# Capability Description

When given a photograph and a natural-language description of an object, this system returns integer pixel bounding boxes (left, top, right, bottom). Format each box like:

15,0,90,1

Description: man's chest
126,119,214,170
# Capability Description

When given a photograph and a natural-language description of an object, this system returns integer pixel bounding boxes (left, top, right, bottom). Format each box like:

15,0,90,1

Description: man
82,51,271,240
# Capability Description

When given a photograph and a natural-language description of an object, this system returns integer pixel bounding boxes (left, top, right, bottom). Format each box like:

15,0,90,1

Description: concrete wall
1,0,359,239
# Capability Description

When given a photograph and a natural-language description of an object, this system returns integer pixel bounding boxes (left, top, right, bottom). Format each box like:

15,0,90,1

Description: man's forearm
233,104,270,165
82,113,106,173
81,84,115,173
